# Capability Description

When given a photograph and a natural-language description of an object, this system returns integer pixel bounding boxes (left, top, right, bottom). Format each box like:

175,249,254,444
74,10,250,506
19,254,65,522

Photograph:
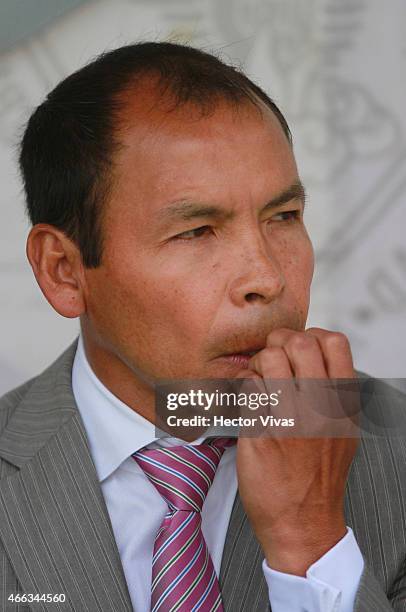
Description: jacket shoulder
0,337,79,438
0,375,39,436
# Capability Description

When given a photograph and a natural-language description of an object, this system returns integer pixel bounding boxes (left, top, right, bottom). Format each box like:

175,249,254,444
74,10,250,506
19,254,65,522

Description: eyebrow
160,179,306,225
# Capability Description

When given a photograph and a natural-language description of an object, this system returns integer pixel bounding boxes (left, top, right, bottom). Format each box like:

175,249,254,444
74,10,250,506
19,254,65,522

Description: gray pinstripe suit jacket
0,338,405,611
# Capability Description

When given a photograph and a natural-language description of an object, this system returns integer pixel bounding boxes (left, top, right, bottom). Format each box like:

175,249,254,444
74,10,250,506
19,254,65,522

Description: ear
26,224,86,318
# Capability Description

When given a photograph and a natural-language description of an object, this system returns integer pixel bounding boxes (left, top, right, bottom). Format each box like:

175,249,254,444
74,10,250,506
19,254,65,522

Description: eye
270,210,301,222
173,225,212,240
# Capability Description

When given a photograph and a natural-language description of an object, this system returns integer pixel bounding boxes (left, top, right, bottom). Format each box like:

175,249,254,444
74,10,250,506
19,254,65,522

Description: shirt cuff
262,527,364,612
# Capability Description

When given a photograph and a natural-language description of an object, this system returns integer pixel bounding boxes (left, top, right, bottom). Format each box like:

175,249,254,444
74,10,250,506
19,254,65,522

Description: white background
1,0,405,394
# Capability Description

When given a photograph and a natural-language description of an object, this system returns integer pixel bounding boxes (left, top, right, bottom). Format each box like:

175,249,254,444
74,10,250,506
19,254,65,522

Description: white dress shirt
71,334,364,612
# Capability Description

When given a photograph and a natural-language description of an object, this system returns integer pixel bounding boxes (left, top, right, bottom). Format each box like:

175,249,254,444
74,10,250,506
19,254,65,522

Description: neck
79,326,207,441
80,329,157,425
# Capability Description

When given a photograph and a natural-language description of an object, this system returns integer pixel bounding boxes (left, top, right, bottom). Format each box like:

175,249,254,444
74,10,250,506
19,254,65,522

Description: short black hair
19,41,292,268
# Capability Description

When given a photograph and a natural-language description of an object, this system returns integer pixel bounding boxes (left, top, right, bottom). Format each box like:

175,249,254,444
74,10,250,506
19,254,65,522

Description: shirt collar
71,333,216,482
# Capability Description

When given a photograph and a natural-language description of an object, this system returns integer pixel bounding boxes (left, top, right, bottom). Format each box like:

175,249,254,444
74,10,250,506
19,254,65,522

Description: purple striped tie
132,438,236,612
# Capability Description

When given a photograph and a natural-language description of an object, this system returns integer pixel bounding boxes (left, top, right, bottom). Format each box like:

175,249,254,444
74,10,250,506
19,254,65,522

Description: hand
235,327,360,576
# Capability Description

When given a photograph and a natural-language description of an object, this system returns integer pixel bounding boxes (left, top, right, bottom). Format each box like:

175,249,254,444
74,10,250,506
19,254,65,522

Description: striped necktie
132,437,236,612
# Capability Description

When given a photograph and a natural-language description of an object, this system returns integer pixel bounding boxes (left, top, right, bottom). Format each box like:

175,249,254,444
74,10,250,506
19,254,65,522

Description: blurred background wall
1,0,405,394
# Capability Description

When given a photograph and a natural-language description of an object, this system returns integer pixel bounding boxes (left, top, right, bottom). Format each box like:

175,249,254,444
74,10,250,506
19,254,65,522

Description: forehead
108,88,298,221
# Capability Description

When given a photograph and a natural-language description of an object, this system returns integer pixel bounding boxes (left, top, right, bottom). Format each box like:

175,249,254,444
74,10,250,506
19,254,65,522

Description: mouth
218,346,264,369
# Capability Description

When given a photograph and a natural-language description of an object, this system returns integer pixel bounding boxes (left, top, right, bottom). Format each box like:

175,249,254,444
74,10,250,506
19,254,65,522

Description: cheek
146,272,224,342
102,254,220,345
281,233,314,299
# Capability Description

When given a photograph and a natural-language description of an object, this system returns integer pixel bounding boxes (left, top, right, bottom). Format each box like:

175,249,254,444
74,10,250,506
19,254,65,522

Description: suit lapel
0,340,132,611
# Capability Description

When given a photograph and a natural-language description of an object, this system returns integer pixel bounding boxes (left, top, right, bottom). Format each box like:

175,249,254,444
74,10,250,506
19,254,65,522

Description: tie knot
132,437,236,512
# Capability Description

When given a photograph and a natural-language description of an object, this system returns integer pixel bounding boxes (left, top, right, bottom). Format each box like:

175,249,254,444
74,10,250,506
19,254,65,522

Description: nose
228,241,285,308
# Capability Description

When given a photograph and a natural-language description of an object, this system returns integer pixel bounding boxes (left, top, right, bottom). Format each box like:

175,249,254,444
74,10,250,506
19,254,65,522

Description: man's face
82,96,314,382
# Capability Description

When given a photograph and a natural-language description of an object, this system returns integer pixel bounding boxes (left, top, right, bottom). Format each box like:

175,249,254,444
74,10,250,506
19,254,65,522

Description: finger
305,327,355,378
234,369,268,411
234,369,262,380
265,327,297,347
265,328,327,378
248,345,293,379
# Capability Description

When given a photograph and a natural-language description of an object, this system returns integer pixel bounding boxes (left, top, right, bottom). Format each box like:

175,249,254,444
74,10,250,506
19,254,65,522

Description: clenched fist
235,327,360,576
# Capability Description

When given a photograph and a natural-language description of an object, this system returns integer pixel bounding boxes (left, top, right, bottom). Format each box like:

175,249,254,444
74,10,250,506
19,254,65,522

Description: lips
220,353,256,368
218,346,264,369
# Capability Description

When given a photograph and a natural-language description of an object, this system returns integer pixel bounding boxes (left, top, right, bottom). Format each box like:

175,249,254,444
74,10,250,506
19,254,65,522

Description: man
0,42,405,611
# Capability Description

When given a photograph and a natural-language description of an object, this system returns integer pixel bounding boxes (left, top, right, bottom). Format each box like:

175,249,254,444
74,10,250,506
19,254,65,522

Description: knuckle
262,346,284,362
287,333,316,352
325,331,350,349
266,327,290,342
257,346,282,364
